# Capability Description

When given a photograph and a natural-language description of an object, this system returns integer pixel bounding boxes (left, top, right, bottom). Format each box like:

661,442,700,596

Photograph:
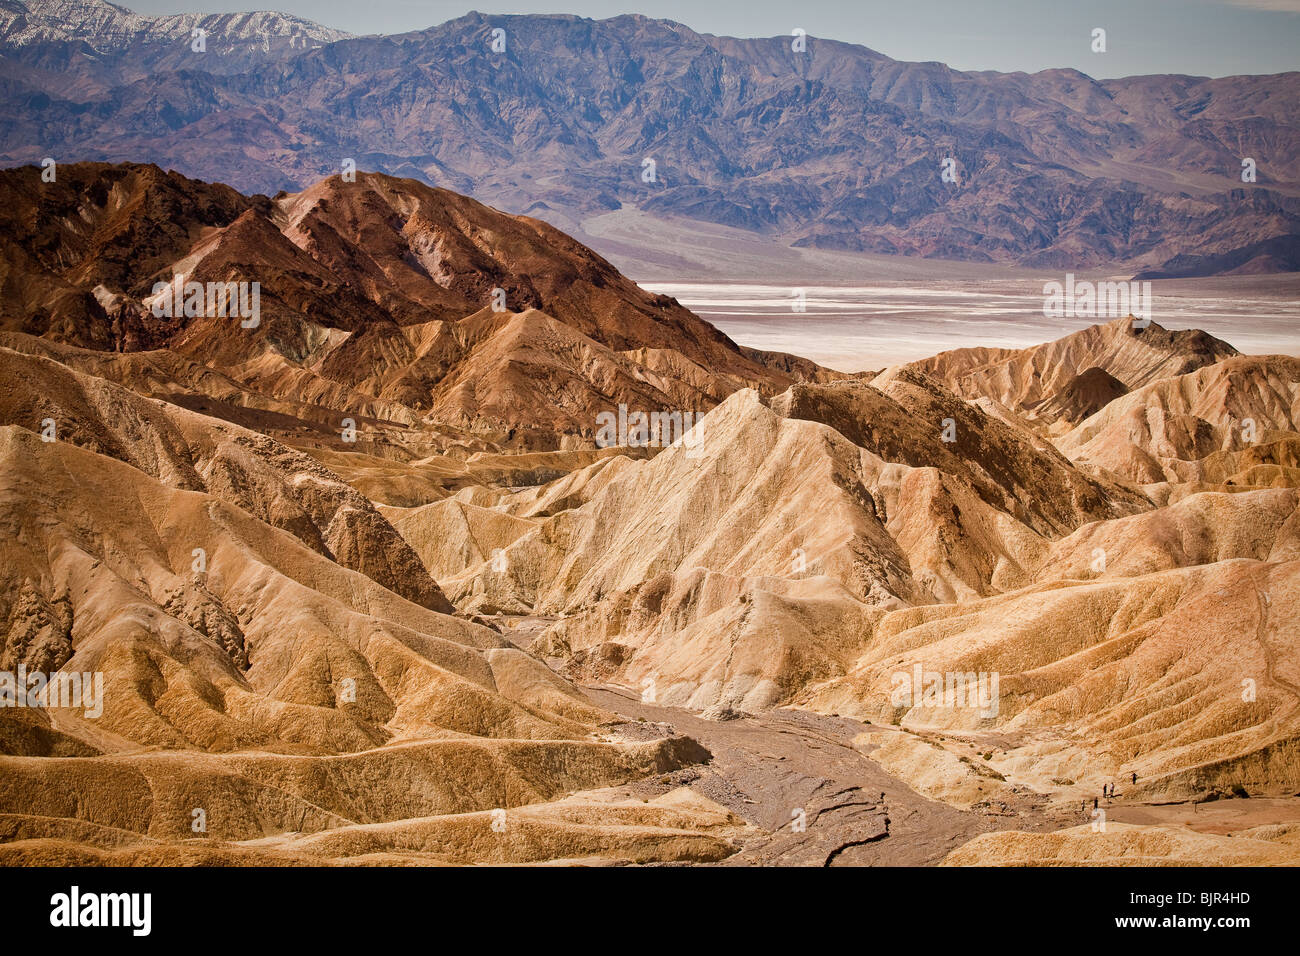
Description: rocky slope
910,316,1240,429
0,162,802,450
0,377,730,864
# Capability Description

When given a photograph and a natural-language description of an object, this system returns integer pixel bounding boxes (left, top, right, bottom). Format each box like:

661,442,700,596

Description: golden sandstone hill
1,163,1298,866
399,318,1300,863
0,356,734,864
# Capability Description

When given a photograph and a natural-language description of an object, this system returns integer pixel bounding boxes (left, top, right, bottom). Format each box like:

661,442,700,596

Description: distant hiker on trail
1093,797,1098,810
1131,772,1138,786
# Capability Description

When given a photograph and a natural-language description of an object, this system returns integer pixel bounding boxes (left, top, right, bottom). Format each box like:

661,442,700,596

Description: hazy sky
123,0,1300,78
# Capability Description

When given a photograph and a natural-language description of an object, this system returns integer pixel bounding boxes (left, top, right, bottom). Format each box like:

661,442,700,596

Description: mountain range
2,0,1298,276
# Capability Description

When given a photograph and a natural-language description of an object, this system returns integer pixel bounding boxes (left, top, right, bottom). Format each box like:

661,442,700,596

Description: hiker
1131,772,1137,786
1093,797,1098,810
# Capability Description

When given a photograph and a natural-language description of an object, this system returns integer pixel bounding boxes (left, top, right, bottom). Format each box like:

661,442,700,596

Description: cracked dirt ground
581,685,1058,866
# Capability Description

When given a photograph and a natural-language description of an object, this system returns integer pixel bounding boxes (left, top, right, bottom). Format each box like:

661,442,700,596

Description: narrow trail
582,685,1055,866
1255,583,1300,704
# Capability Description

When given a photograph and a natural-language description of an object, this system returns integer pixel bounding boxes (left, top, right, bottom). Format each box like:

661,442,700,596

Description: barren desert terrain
0,159,1297,867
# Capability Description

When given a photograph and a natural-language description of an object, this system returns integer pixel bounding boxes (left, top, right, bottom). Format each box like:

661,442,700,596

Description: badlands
0,163,1298,865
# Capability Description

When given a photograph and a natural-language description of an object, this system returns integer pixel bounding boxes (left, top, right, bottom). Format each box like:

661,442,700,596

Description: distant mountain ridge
0,0,349,51
1,1,1297,275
